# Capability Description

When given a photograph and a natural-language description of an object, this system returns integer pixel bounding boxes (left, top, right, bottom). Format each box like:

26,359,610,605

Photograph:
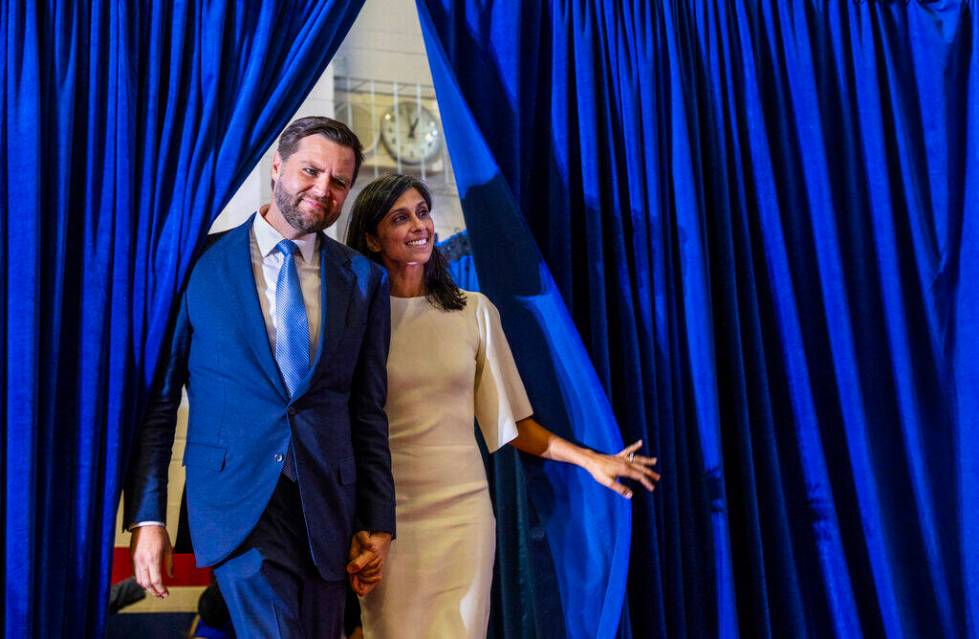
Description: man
124,117,395,637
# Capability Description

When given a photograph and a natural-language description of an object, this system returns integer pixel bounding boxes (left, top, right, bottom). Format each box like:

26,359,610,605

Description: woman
344,174,659,638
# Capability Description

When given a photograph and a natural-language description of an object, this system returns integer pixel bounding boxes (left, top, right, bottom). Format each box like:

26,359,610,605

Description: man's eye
303,168,317,176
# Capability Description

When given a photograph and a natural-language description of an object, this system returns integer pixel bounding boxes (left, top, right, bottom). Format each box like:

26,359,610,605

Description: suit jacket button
287,406,296,416
274,453,284,463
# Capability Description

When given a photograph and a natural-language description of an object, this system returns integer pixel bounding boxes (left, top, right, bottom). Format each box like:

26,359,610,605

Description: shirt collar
254,206,319,264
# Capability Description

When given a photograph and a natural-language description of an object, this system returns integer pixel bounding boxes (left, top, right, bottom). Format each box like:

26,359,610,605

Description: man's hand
346,531,393,596
130,525,174,599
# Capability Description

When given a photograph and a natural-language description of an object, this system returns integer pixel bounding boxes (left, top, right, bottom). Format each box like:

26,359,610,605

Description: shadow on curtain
420,0,978,637
1,2,362,635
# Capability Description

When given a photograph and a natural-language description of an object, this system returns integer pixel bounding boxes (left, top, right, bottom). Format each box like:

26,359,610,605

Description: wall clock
380,101,442,165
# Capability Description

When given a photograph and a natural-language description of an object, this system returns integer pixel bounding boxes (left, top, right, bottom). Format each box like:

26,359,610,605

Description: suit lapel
223,214,289,399
292,234,353,399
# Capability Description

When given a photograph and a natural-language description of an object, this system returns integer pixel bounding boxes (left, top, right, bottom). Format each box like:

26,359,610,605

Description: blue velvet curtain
420,1,978,637
422,8,635,638
1,2,361,635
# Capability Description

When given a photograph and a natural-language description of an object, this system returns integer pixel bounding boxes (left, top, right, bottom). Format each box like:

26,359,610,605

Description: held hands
585,440,660,499
347,531,393,596
130,524,174,599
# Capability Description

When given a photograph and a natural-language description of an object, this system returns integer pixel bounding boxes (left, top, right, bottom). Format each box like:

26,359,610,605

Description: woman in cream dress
345,175,660,639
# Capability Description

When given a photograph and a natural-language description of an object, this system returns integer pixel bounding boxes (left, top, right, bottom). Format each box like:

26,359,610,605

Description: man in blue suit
124,117,396,637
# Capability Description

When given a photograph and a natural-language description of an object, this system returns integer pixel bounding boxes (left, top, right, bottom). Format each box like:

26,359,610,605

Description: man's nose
310,173,331,196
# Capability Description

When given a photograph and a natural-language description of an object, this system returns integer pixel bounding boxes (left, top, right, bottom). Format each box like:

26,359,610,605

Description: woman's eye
418,208,430,218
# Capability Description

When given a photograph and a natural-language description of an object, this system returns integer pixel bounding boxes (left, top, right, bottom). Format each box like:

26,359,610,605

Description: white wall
332,0,431,85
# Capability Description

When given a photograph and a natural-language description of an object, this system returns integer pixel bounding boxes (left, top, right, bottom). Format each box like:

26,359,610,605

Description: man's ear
270,151,282,181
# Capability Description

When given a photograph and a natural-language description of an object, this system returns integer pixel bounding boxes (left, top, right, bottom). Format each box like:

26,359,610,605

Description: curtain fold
420,0,977,637
419,5,633,639
439,231,579,638
1,1,362,635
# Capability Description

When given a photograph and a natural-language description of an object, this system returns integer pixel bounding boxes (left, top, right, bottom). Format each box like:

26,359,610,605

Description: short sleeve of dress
472,293,533,452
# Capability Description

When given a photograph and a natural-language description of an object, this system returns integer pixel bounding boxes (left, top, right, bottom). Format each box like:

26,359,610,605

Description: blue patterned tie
274,239,310,395
274,240,309,480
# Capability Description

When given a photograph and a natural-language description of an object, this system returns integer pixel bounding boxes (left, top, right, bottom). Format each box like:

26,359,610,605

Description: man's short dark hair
276,116,365,185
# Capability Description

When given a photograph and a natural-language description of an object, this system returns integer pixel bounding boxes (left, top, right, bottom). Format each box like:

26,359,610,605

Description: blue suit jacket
124,216,396,580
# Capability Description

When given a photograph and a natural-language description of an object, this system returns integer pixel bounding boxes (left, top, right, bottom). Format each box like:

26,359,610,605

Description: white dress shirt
131,209,322,531
250,207,322,361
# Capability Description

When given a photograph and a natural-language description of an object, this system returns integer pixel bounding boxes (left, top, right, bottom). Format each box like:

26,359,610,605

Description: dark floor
106,613,196,639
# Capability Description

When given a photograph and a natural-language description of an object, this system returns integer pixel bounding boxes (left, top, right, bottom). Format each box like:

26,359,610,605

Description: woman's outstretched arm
508,417,660,498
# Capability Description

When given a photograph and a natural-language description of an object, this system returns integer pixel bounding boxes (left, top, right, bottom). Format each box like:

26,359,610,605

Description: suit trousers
213,475,345,638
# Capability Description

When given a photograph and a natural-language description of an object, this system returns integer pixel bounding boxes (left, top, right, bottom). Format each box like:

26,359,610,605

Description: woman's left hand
585,440,660,499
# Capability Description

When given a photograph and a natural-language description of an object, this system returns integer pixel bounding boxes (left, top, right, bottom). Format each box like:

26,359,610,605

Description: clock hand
408,118,420,139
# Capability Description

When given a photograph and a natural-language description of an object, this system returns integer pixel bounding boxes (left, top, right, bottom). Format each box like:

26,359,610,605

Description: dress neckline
390,295,431,309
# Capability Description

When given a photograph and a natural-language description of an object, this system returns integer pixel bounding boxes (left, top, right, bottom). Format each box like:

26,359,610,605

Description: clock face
380,102,442,165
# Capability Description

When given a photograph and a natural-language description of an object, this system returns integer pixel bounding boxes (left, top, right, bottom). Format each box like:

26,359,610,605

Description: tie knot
276,239,299,257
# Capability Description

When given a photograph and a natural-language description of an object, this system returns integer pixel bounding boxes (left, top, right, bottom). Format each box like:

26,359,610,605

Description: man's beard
274,182,335,235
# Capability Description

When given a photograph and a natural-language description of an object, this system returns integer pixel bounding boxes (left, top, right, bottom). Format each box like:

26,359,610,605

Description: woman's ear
365,233,381,253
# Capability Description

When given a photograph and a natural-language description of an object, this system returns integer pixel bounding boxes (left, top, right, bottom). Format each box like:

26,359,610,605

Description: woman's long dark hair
345,174,466,311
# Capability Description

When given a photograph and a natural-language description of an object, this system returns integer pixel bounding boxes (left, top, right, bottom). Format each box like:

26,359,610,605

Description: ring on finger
628,452,636,463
